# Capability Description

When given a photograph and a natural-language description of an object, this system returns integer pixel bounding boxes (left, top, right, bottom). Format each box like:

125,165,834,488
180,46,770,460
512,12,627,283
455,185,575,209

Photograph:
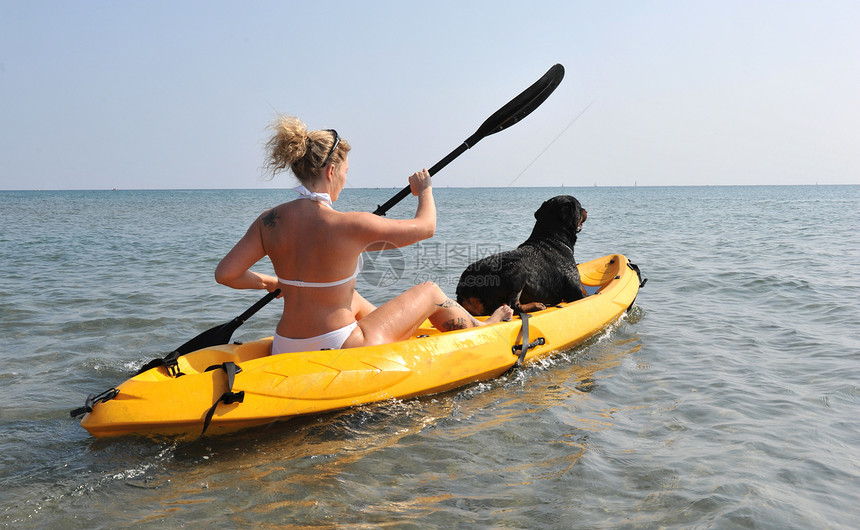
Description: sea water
1,185,858,527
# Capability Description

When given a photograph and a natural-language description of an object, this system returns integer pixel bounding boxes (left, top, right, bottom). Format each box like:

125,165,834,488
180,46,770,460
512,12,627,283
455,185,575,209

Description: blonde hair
264,116,351,183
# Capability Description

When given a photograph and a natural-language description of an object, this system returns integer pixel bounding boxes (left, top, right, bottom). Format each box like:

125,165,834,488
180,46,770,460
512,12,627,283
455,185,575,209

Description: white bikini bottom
271,321,358,355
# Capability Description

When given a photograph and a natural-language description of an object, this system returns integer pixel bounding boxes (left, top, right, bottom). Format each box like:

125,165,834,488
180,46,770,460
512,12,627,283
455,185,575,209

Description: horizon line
3,183,857,193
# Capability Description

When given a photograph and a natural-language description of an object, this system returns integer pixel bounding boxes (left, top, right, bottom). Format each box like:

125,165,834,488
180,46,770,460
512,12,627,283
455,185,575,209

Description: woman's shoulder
259,206,280,228
254,200,301,229
332,209,387,229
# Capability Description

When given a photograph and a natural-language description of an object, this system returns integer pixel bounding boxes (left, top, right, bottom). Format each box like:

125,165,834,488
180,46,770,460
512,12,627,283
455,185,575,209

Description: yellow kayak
79,254,643,439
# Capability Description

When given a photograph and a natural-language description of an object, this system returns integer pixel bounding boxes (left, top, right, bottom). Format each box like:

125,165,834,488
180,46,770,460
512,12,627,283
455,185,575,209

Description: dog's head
532,195,587,241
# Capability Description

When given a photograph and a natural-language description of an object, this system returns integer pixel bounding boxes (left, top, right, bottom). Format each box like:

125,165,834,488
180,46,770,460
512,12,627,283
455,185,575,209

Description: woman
215,116,512,355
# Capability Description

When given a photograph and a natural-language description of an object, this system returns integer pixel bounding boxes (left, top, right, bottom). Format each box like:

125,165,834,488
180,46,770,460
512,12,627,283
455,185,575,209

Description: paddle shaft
234,288,281,327
372,64,564,216
372,142,469,216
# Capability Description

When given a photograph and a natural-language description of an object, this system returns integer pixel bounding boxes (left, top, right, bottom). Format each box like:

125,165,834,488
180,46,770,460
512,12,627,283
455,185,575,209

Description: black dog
456,195,587,316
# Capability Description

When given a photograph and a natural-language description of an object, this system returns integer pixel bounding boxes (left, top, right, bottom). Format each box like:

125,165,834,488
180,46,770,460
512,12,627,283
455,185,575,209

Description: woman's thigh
351,290,377,320
344,283,438,347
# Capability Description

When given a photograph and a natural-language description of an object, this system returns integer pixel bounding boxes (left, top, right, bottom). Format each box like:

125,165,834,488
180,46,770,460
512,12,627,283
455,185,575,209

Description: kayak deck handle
70,387,119,418
512,337,546,355
512,313,546,366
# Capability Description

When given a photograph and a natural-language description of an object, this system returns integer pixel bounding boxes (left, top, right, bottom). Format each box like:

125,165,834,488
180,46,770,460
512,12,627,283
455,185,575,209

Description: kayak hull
80,254,641,439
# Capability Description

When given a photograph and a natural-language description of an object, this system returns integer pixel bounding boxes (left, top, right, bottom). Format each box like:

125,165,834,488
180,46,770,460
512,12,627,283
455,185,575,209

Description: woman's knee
412,281,443,298
406,281,445,307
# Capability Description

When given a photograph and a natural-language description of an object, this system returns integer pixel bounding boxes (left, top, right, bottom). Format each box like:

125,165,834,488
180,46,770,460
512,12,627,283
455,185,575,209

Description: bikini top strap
278,254,363,288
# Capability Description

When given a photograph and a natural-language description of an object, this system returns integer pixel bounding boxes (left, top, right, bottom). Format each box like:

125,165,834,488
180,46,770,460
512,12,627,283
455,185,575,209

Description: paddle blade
468,63,565,145
173,320,238,356
172,289,281,355
134,289,281,375
372,65,564,217
134,320,239,375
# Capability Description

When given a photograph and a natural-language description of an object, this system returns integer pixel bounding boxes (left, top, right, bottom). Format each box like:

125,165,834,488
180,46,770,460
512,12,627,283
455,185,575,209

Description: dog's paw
519,302,547,313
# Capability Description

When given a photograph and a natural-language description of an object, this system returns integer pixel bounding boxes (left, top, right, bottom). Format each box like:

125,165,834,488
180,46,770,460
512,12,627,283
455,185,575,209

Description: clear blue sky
2,1,858,190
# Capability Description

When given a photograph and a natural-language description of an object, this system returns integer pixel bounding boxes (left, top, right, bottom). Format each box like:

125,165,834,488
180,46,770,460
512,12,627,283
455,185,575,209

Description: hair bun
265,116,308,176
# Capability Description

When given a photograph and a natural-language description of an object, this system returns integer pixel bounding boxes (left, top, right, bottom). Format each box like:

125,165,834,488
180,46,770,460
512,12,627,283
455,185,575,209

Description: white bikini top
292,184,332,208
278,254,363,288
277,185,362,288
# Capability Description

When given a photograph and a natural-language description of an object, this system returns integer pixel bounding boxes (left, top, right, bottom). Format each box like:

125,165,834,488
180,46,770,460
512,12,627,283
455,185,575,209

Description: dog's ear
534,196,568,222
534,200,552,222
568,198,588,234
570,199,581,223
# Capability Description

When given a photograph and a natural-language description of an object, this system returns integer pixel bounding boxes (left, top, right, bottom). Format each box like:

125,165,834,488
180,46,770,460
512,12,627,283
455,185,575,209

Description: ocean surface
1,185,858,528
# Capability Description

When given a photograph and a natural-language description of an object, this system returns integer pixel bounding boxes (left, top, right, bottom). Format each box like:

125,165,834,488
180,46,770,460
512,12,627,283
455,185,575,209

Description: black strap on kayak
628,261,647,288
624,261,647,312
137,350,185,378
70,387,119,418
199,362,245,438
511,312,545,367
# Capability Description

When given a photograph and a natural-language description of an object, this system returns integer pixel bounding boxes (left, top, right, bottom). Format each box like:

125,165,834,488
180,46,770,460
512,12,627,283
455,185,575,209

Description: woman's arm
214,216,280,292
353,169,436,251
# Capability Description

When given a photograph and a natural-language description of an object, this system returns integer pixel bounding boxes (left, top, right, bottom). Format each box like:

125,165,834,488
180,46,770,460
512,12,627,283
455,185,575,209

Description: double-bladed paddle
132,64,565,378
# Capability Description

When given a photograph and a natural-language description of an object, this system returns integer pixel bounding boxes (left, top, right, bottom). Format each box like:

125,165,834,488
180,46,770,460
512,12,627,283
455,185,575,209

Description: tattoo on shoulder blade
262,209,279,228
